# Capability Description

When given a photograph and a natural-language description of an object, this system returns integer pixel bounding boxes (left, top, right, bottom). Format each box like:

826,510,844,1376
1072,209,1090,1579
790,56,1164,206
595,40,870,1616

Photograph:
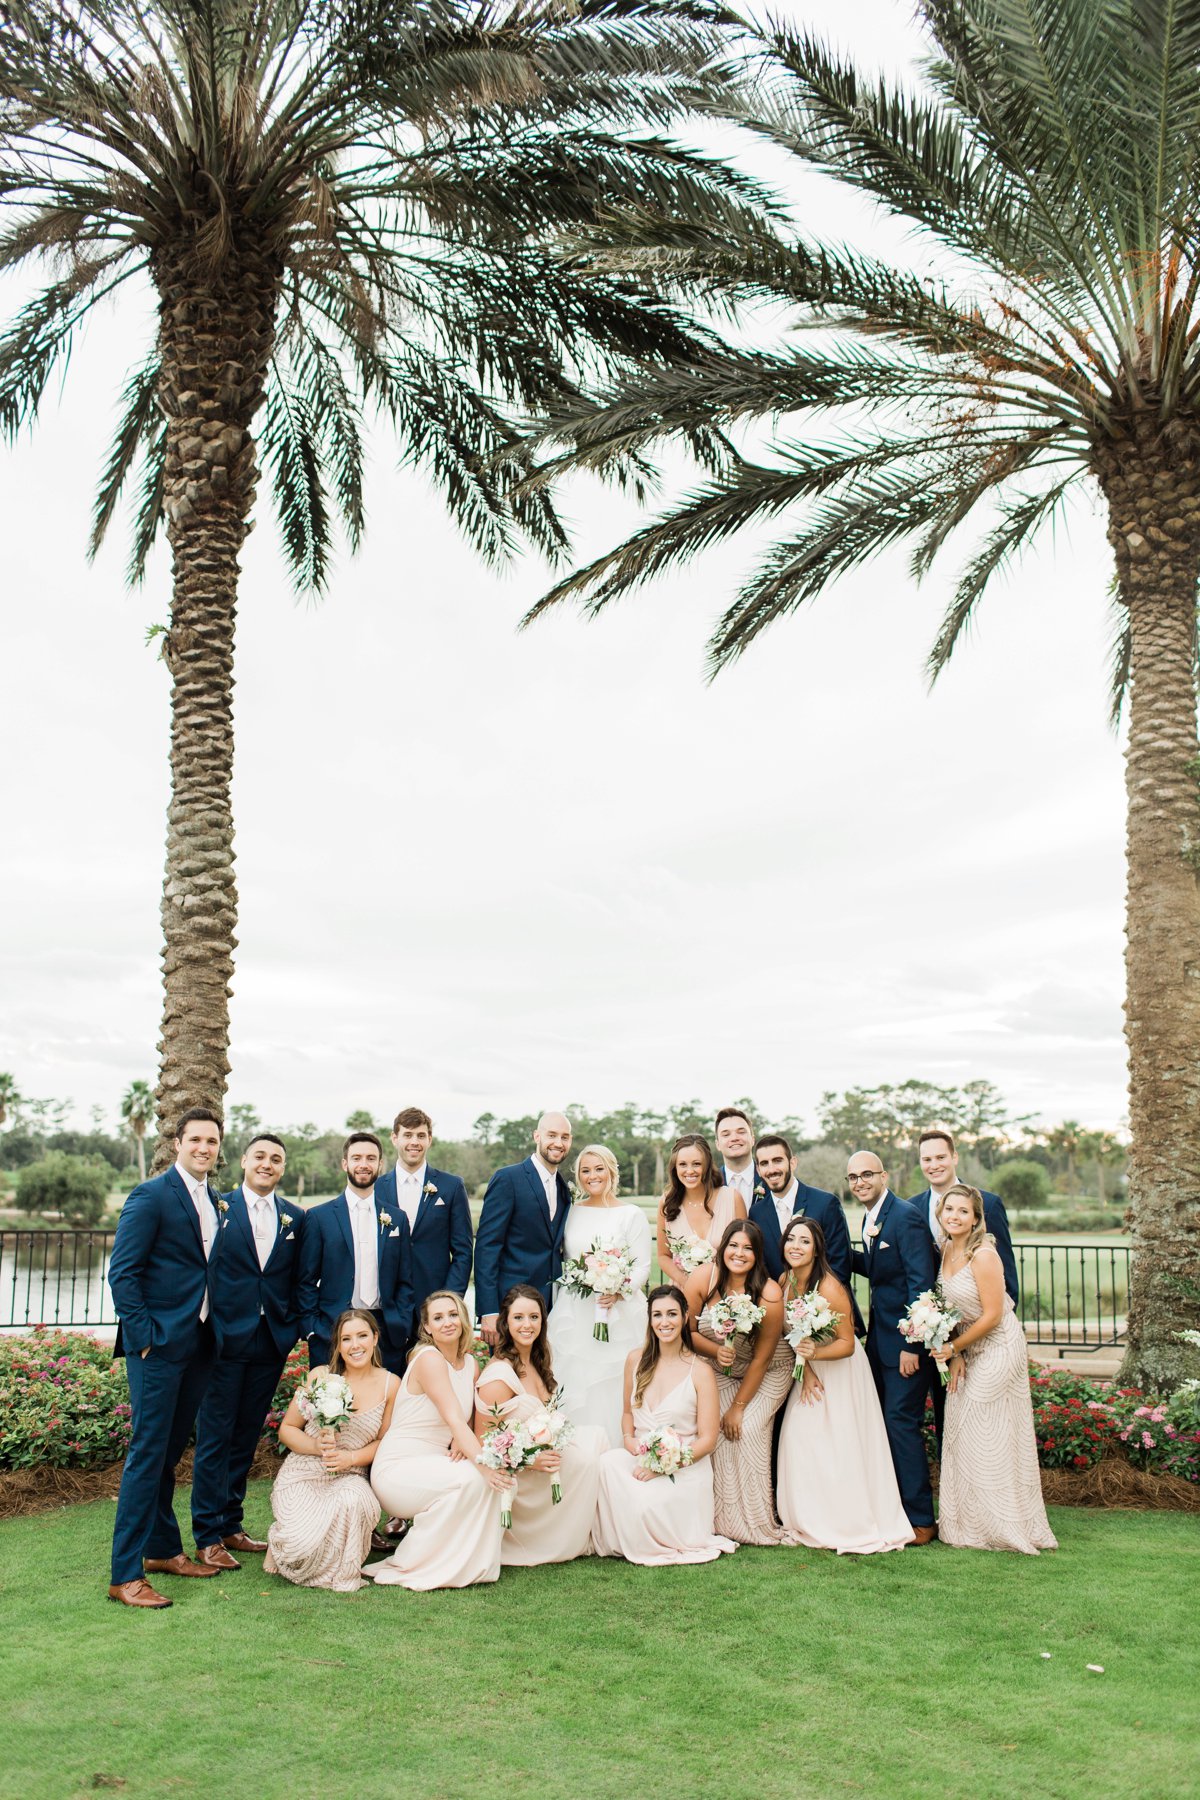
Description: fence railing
1,1229,1132,1351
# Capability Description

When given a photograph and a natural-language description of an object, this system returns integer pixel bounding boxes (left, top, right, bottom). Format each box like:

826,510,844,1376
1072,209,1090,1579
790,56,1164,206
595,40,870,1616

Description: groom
474,1112,573,1345
847,1150,938,1545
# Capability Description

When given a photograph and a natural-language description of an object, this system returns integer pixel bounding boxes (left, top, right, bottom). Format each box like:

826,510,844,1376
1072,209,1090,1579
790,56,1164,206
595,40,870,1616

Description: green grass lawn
3,1489,1197,1800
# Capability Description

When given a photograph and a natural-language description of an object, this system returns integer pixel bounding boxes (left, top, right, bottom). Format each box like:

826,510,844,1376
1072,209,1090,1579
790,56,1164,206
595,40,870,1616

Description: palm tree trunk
148,249,279,1171
1099,430,1200,1388
135,1126,146,1185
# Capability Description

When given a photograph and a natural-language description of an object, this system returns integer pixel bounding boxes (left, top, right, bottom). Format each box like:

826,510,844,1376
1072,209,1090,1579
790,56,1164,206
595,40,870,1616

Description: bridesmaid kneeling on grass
476,1283,607,1566
592,1285,735,1566
775,1216,912,1555
367,1291,512,1590
266,1308,398,1593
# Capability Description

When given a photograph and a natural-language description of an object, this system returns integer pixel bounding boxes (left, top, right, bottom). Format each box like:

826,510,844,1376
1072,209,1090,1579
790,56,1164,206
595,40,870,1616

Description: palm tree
0,0,766,1171
526,2,1200,1387
120,1079,154,1182
0,1072,20,1130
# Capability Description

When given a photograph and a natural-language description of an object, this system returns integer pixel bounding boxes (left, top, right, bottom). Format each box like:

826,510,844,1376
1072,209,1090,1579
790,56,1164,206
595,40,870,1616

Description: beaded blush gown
697,1277,795,1547
937,1261,1057,1555
265,1381,393,1592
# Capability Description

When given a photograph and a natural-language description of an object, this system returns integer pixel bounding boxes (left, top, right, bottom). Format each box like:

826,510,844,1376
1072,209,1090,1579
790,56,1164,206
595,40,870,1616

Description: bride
547,1144,652,1444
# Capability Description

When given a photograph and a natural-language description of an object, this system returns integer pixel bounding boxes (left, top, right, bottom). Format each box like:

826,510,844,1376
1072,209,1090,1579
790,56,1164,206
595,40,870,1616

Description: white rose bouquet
898,1285,962,1384
666,1230,715,1275
784,1291,843,1379
524,1402,576,1504
559,1244,638,1340
705,1292,766,1373
635,1426,695,1483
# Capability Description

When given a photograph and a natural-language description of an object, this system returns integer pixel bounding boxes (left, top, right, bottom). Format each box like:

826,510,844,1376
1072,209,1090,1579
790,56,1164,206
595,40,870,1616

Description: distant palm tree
0,1072,20,1130
121,1079,154,1183
527,2,1200,1387
0,0,765,1171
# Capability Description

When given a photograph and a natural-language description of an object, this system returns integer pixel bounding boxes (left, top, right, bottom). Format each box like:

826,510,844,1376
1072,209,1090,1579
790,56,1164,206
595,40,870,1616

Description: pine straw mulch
0,1444,283,1521
3,1450,1198,1523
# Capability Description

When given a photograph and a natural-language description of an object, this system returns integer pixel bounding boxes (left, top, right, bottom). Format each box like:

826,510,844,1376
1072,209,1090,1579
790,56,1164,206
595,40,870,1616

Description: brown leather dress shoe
196,1543,241,1570
143,1553,221,1578
108,1579,172,1608
222,1531,268,1553
911,1524,939,1546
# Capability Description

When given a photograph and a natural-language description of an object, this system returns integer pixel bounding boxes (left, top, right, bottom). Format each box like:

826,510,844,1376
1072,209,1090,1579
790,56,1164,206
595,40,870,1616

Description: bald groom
473,1112,574,1345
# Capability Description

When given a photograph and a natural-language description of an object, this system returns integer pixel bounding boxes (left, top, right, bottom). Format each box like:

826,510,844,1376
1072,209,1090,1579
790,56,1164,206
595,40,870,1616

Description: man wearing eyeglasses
847,1151,938,1545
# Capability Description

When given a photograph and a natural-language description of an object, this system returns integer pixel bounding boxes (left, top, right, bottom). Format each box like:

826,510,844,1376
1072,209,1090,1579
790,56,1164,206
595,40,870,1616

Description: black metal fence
2,1228,1132,1350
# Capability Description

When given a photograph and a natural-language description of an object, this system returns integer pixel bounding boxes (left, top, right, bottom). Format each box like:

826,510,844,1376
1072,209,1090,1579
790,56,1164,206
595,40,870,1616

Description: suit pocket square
880,1241,890,1250
434,1197,445,1207
285,1231,295,1240
388,1227,400,1237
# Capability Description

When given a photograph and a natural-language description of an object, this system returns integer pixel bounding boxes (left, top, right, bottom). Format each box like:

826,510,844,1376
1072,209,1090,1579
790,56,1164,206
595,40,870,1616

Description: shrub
16,1153,110,1227
1117,1399,1200,1484
1031,1394,1118,1468
262,1343,311,1454
0,1330,131,1470
991,1159,1052,1209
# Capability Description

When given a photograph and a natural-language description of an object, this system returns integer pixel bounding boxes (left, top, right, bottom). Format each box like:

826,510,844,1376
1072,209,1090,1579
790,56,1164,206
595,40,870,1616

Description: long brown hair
662,1133,720,1223
778,1215,833,1302
632,1284,693,1408
936,1183,992,1261
494,1284,557,1395
328,1308,382,1374
710,1219,770,1307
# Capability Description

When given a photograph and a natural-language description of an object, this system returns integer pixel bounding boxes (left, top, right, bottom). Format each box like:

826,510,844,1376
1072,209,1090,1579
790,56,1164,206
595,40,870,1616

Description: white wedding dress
547,1202,653,1446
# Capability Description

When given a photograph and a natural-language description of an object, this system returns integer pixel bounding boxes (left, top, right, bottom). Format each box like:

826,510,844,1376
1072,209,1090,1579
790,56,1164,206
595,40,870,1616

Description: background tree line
0,1069,1128,1224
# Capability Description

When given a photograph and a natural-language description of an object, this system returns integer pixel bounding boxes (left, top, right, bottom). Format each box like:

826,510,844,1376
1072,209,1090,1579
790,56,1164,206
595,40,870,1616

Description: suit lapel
167,1166,205,1253
229,1186,257,1261
868,1191,895,1269
413,1170,438,1232
263,1194,291,1269
523,1158,552,1236
333,1193,354,1260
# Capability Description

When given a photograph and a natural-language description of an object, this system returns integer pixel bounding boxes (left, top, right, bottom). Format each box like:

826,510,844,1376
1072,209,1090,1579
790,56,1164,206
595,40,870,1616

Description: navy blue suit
850,1191,938,1529
748,1178,864,1332
295,1191,414,1376
473,1158,572,1319
107,1166,220,1585
190,1186,304,1548
375,1163,472,1329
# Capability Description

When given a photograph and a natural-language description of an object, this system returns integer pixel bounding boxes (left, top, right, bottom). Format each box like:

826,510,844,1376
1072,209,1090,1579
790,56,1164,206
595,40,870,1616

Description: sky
0,1,1130,1143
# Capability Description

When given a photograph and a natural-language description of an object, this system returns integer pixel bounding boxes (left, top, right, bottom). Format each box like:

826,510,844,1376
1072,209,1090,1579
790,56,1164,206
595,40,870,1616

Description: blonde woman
546,1143,652,1444
366,1291,511,1589
932,1185,1057,1555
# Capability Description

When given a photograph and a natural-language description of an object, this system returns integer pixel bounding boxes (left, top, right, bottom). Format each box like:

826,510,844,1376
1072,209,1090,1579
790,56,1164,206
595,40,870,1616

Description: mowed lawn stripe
1,1491,1196,1800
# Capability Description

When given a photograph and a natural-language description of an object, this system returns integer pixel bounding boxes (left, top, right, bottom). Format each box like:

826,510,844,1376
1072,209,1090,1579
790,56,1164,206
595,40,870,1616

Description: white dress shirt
245,1184,275,1270
862,1192,887,1249
395,1162,426,1230
347,1187,380,1310
175,1160,217,1321
775,1178,799,1234
724,1163,755,1210
532,1153,559,1219
928,1191,948,1247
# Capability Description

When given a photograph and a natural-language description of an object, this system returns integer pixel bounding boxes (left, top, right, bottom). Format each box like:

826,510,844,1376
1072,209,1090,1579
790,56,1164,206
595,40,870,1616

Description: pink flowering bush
0,1329,132,1470
1118,1402,1200,1484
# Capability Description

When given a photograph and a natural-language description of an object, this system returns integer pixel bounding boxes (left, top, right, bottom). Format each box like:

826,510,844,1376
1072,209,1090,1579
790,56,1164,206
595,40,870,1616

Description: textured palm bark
148,249,280,1171
1096,425,1200,1388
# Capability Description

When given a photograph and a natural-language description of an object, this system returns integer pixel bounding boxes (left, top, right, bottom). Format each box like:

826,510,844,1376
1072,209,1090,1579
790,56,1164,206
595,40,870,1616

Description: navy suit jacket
209,1185,304,1360
850,1191,937,1367
375,1164,472,1321
295,1192,414,1355
473,1157,572,1318
747,1179,863,1332
108,1167,217,1362
908,1187,1020,1307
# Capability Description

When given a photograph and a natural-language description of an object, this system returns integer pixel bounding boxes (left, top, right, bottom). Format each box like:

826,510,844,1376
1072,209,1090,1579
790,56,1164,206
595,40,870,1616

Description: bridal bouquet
898,1285,963,1385
784,1291,843,1379
635,1426,695,1483
524,1402,576,1504
559,1244,638,1340
705,1293,766,1371
475,1410,537,1530
666,1230,715,1275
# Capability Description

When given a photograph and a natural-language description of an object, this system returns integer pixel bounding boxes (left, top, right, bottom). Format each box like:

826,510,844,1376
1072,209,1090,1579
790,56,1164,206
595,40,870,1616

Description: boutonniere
278,1211,293,1231
423,1181,438,1197
378,1211,393,1230
864,1221,880,1240
753,1184,766,1202
216,1197,229,1215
